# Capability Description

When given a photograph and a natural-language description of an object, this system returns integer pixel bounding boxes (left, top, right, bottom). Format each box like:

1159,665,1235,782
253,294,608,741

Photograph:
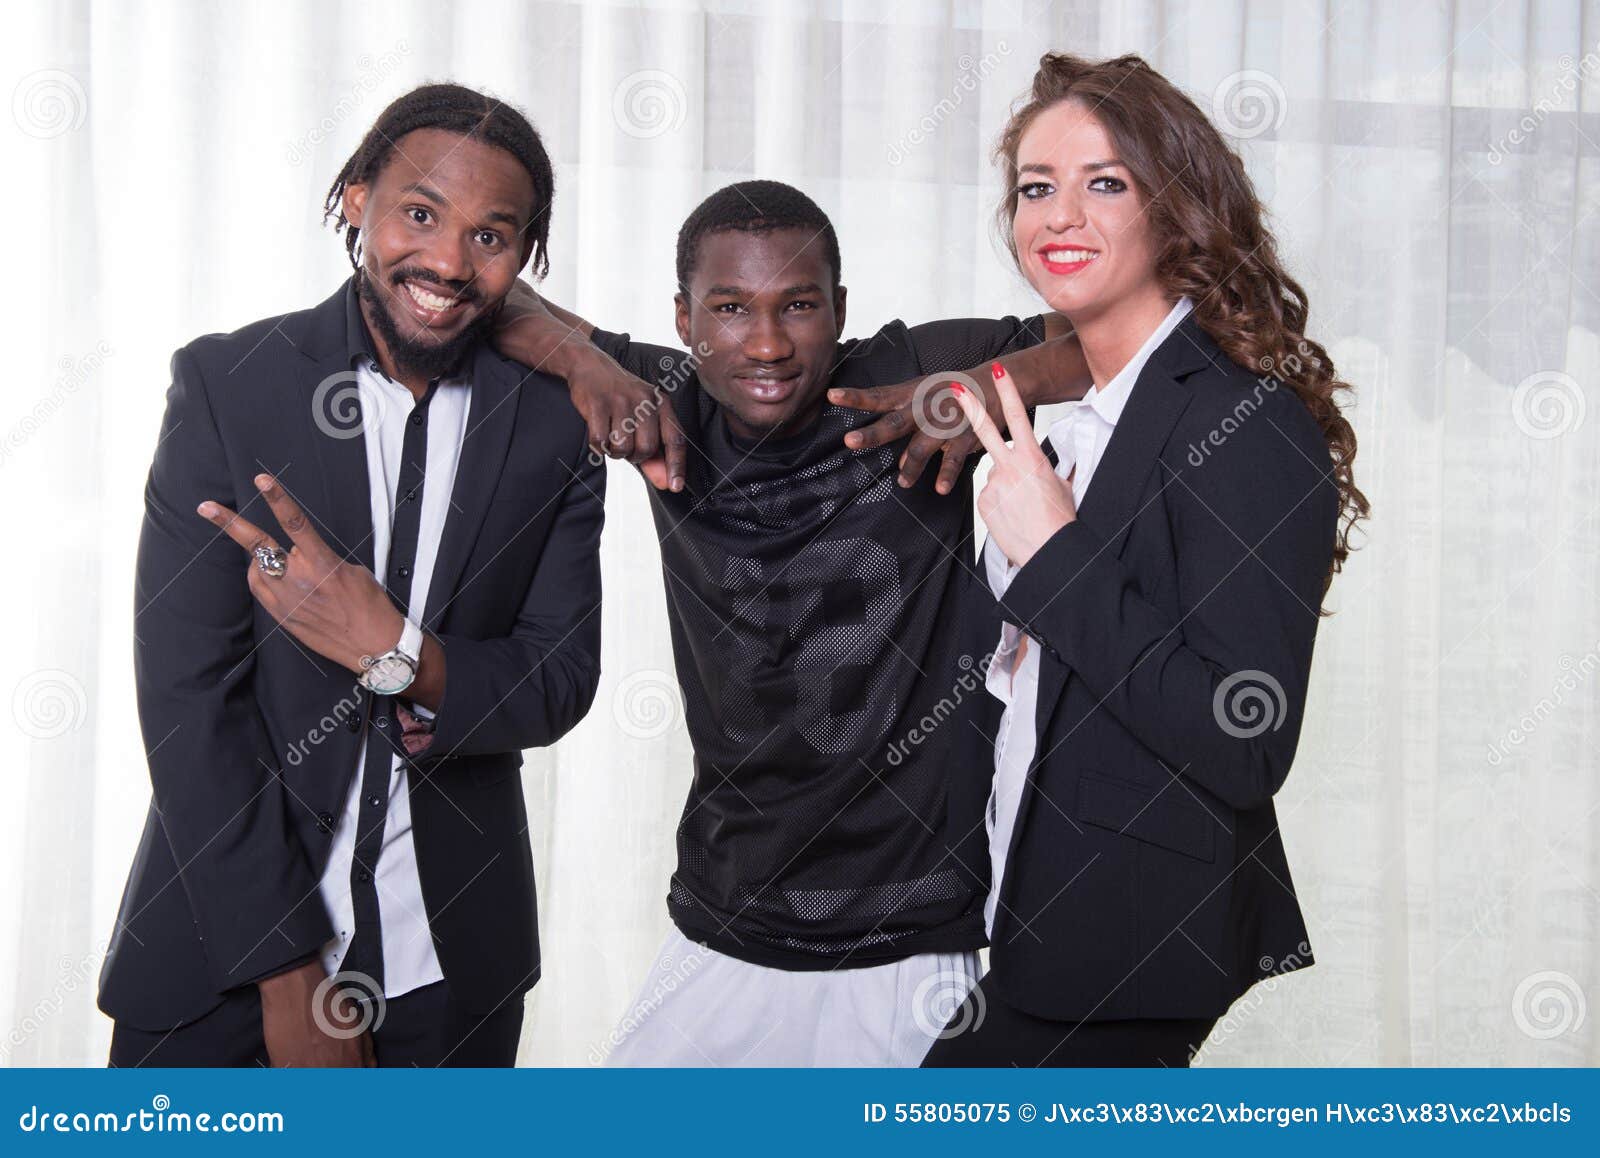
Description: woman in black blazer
922,53,1368,1067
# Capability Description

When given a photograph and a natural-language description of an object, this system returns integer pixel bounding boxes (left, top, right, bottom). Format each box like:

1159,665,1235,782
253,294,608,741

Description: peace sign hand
198,473,405,675
951,362,1078,570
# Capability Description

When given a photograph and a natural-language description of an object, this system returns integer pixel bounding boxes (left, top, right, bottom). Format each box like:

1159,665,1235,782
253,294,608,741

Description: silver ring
253,544,288,578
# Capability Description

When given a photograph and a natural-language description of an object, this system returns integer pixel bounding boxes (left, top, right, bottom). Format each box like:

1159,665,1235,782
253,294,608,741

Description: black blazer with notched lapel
973,313,1338,1023
99,280,604,1031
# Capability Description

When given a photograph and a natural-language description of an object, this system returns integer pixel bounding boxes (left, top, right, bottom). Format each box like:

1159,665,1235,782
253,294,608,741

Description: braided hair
324,82,555,278
676,180,841,291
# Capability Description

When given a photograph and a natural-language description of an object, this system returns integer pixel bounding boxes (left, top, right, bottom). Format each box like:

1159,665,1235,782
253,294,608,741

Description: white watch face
364,654,416,694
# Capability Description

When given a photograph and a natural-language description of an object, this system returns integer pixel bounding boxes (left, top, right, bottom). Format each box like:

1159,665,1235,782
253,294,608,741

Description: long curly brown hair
995,53,1367,590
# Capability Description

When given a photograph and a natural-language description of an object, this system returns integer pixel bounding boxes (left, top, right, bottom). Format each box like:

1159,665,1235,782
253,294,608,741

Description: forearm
992,328,1090,410
496,292,602,379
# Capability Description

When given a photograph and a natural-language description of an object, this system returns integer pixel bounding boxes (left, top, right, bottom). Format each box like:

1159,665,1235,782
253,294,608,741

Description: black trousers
921,973,1215,1067
109,980,524,1068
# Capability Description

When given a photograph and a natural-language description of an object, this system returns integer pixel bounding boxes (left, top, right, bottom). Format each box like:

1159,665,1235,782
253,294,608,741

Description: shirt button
317,812,335,833
410,412,424,426
358,869,372,883
395,564,410,579
367,794,383,808
346,712,362,732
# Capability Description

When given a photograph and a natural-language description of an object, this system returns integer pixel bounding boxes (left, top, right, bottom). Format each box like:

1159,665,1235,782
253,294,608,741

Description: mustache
389,267,480,305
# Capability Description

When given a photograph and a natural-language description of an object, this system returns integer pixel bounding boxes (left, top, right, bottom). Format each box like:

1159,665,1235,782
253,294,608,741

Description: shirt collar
1051,296,1195,441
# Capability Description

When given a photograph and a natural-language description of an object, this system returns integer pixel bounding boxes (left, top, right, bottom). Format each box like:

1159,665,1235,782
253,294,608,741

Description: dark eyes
1015,175,1129,200
713,301,817,314
404,206,503,250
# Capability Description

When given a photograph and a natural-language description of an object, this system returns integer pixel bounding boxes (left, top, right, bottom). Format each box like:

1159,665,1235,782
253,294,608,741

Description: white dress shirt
316,358,471,998
981,297,1194,937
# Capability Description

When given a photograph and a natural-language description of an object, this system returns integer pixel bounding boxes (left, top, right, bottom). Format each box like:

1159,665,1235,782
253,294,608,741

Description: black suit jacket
99,281,604,1031
972,314,1338,1022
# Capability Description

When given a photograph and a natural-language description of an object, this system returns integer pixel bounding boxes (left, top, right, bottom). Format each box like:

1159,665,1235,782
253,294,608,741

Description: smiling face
1010,100,1168,330
341,127,536,385
674,228,846,441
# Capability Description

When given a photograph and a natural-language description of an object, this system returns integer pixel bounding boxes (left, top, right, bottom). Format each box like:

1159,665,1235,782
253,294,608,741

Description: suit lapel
421,345,521,631
1025,318,1210,775
290,285,377,572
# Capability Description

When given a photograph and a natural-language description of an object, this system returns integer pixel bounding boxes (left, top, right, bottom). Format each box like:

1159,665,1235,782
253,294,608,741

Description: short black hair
675,180,841,292
324,82,556,278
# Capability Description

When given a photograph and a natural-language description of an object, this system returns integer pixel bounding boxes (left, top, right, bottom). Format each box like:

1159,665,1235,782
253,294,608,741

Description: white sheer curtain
3,0,1595,1066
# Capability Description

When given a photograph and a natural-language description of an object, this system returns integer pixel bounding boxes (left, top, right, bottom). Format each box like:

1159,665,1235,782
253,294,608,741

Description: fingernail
255,473,273,490
991,361,1005,380
950,383,966,397
197,502,215,517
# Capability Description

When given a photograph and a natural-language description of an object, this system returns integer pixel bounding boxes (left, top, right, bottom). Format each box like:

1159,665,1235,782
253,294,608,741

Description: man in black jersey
490,181,1087,1065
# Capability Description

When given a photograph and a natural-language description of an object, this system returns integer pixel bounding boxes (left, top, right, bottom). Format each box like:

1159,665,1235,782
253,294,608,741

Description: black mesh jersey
592,316,1045,970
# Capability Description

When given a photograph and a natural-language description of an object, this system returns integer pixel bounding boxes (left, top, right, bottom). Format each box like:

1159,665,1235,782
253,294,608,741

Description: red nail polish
991,361,1005,380
950,382,966,397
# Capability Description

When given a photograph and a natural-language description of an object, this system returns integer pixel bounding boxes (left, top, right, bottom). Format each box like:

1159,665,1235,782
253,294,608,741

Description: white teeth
1045,248,1098,264
406,282,456,310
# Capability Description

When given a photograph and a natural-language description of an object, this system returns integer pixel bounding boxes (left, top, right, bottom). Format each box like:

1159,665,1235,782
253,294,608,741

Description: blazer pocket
1075,774,1216,863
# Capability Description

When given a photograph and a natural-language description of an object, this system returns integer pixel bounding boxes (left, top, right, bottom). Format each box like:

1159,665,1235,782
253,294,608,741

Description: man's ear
833,283,847,336
342,183,369,229
674,292,691,347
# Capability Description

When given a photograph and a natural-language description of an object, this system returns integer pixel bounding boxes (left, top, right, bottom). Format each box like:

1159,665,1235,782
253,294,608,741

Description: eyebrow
396,182,524,230
703,282,824,298
1017,159,1126,177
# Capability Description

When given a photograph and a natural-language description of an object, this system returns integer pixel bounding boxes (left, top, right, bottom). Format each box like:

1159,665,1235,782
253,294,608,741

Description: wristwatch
358,618,423,695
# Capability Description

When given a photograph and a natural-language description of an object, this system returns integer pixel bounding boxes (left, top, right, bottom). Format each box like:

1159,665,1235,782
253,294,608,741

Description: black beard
357,268,494,382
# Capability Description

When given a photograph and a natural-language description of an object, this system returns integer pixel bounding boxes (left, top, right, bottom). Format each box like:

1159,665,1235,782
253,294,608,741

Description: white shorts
601,930,981,1067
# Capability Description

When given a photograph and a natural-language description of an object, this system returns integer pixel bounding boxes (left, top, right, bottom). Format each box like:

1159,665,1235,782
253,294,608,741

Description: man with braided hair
100,83,601,1067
